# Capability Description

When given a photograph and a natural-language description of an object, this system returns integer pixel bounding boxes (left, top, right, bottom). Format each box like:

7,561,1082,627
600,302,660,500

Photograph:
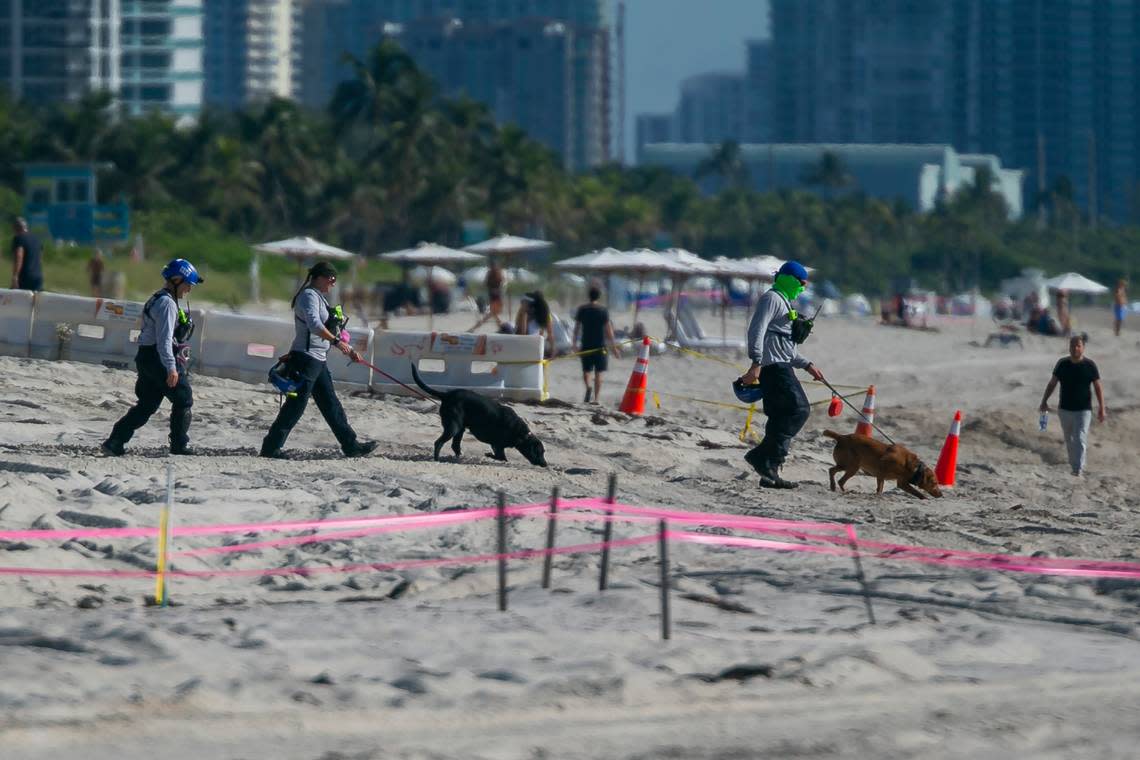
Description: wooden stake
497,490,508,612
846,525,875,625
153,462,174,607
599,474,617,591
659,519,671,640
541,486,559,589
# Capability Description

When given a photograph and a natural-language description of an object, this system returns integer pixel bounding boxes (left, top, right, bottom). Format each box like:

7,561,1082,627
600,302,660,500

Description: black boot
101,438,125,457
259,446,289,460
759,466,798,489
343,440,379,458
170,407,192,456
744,448,771,477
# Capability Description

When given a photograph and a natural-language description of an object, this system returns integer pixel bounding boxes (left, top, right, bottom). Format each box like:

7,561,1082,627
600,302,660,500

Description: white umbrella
1044,272,1109,295
555,248,687,323
251,236,357,302
464,234,552,255
465,235,551,314
381,242,485,328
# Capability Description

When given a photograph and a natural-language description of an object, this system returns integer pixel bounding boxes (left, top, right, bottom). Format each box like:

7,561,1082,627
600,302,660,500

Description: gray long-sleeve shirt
292,288,331,361
746,289,811,370
138,290,179,372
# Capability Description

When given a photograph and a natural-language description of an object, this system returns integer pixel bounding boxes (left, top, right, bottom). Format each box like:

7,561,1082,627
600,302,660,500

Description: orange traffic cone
854,385,876,437
935,410,962,487
619,336,652,415
827,394,843,418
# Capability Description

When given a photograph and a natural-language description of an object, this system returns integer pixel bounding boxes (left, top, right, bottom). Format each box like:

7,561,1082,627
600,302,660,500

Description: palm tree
801,150,854,200
694,140,750,188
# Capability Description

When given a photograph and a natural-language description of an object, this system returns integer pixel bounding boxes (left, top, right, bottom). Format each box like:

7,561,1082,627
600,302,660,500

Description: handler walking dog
738,260,825,488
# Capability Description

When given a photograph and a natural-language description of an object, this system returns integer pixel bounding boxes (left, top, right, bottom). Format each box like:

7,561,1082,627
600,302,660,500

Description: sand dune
1,307,1138,759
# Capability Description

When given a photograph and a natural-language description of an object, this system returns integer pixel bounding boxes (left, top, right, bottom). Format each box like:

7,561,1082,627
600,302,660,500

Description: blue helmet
161,258,204,285
777,260,809,283
732,377,764,404
268,361,302,397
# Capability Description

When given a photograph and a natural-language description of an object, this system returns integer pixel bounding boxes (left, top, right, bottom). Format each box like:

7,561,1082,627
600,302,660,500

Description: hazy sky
623,0,770,159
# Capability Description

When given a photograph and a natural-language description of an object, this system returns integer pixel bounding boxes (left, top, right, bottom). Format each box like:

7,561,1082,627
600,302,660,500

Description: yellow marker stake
154,463,173,607
739,404,756,442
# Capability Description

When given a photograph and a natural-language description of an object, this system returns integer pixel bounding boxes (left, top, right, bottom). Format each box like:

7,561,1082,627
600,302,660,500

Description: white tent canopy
464,234,552,255
658,247,720,275
1044,272,1109,295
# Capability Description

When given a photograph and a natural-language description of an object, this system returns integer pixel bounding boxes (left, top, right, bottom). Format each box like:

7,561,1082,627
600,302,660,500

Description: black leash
816,376,897,445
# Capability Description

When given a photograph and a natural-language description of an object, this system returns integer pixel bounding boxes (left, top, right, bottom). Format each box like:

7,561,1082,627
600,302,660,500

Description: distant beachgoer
573,286,621,404
88,249,106,298
515,290,555,356
9,217,43,292
1038,334,1106,477
1054,289,1070,335
1114,279,1128,337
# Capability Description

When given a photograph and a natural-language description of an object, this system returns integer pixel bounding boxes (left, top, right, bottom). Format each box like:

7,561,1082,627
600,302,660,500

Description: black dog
411,364,547,467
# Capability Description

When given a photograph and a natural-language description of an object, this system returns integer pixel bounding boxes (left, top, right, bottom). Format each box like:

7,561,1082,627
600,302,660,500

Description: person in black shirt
1038,335,1106,476
573,286,621,403
10,217,43,292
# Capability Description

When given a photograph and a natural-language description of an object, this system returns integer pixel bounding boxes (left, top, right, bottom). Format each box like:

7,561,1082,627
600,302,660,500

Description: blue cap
777,260,809,282
161,258,204,285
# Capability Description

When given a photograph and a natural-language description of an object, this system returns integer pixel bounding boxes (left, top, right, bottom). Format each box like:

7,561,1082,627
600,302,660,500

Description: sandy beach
1,304,1139,759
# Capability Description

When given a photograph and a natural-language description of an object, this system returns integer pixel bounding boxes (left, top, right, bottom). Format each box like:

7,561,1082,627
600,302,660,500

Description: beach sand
1,305,1138,759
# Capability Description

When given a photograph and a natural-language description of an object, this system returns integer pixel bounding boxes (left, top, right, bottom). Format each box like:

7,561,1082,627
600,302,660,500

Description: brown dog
823,430,943,500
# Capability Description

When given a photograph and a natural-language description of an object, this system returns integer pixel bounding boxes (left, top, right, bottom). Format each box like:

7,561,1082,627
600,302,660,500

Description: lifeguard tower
21,163,130,245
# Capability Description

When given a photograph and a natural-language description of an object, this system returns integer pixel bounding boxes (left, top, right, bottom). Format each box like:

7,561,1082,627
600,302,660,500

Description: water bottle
1039,411,1049,432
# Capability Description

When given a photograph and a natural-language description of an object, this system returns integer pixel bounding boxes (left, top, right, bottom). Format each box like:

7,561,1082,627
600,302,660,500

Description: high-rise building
299,0,610,170
951,0,1140,222
635,113,674,165
675,72,743,144
120,0,204,120
770,0,953,144
205,0,298,108
385,17,577,166
742,39,772,143
1,0,121,105
770,0,1140,221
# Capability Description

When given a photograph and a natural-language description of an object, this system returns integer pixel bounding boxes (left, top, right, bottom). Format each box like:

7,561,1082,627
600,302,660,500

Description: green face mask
773,273,806,302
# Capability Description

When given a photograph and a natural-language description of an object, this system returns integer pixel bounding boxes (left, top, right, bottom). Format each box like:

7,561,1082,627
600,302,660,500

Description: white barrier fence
0,289,545,400
371,331,544,401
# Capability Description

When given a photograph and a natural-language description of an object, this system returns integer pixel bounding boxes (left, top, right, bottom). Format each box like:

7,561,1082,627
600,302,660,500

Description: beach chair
550,313,574,357
667,305,745,351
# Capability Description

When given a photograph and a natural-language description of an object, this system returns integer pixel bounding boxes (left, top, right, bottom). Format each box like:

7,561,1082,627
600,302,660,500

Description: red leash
350,356,437,403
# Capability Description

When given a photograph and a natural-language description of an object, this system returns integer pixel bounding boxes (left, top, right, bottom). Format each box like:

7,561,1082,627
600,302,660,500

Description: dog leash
817,376,897,445
349,356,438,403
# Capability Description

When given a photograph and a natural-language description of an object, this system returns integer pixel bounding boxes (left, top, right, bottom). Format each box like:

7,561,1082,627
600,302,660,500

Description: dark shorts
580,350,608,373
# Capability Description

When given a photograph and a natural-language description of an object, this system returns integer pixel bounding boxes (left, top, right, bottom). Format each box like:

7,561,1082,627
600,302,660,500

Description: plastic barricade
371,331,543,401
195,310,373,389
28,293,147,368
0,288,34,357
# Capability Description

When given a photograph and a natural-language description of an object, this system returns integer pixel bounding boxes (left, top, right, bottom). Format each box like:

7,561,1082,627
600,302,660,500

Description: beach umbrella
555,248,687,323
1044,272,1109,295
381,242,485,328
465,235,552,314
464,234,552,255
251,236,357,302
